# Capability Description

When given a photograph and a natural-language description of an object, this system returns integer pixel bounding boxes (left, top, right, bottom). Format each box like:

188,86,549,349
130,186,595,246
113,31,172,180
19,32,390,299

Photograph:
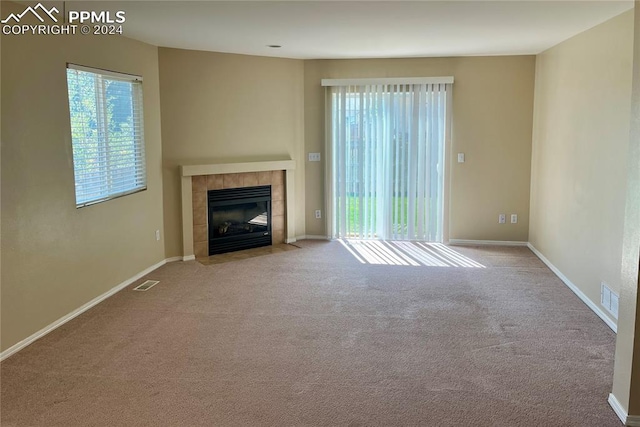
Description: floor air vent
133,280,159,291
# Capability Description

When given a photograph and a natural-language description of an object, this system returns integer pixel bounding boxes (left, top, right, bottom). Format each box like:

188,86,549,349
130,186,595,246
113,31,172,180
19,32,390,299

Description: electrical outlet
510,214,518,224
498,214,506,224
155,230,161,241
315,209,322,219
457,153,465,163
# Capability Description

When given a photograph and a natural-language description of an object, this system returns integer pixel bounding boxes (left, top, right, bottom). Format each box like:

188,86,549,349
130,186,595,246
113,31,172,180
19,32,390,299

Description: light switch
457,153,465,163
308,153,321,162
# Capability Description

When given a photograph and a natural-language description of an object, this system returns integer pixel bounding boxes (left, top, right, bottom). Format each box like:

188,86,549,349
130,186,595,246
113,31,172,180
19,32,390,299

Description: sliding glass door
327,81,451,242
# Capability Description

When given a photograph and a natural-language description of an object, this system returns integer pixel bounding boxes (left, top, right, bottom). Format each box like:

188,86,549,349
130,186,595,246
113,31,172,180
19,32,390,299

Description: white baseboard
527,243,617,333
165,256,183,263
0,257,175,361
609,394,628,425
182,255,196,261
448,239,529,247
608,393,640,426
296,235,330,241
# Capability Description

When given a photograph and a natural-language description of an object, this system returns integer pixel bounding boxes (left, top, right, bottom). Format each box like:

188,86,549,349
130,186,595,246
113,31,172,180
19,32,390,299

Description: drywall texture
158,48,305,257
0,2,165,352
612,4,640,417
304,56,535,241
529,11,633,327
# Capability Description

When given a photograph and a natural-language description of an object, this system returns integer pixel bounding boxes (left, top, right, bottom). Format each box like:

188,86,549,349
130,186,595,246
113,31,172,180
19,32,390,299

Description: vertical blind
327,81,451,241
66,64,146,207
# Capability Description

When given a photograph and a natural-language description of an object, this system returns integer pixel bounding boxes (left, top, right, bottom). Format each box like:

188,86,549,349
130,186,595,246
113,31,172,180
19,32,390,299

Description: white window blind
66,64,146,208
328,82,451,242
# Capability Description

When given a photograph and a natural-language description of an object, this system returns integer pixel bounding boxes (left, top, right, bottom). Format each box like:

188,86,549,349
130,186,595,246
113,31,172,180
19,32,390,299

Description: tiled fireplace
180,159,296,260
192,171,285,258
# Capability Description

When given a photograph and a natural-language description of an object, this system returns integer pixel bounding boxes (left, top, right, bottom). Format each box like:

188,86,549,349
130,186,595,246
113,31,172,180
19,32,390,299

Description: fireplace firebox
208,185,272,255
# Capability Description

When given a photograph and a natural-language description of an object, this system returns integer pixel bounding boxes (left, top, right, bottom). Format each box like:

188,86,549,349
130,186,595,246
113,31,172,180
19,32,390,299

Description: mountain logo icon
1,3,59,24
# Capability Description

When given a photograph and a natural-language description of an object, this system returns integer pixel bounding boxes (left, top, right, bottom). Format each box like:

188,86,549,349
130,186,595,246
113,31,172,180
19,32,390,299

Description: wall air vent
133,280,159,292
601,281,619,319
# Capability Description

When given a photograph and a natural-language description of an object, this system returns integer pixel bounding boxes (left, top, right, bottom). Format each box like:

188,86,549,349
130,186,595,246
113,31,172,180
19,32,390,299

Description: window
323,77,453,242
66,64,146,208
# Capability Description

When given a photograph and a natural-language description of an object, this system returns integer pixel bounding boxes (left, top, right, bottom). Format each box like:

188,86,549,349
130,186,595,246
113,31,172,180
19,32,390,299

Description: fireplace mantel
180,158,296,261
181,158,295,177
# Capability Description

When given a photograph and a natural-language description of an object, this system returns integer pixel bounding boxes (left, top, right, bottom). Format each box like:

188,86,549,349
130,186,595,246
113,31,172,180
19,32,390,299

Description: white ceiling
87,1,633,59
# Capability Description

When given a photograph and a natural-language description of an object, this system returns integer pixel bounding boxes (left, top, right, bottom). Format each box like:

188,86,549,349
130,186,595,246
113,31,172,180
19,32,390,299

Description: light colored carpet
1,241,620,426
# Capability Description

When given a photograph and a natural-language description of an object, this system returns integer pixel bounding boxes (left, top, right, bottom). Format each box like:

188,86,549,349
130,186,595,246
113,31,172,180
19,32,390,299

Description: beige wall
529,11,634,327
158,48,305,257
0,2,165,351
304,56,536,241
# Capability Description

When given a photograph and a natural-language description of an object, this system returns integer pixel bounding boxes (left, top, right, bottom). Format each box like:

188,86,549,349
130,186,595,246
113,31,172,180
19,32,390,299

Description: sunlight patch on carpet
339,239,485,268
